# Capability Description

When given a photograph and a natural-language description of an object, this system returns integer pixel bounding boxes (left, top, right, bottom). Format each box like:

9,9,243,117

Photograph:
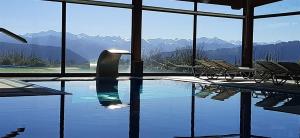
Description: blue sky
0,0,299,42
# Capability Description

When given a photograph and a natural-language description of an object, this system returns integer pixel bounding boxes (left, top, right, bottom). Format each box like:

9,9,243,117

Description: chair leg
241,72,254,79
206,73,217,79
225,72,235,81
272,75,287,85
254,72,270,83
294,79,300,87
290,76,300,86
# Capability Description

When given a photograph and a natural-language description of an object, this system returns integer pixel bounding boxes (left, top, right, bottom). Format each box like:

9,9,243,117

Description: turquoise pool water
0,79,299,138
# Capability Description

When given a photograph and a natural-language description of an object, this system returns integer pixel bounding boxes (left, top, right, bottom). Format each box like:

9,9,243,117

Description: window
198,3,242,15
196,16,243,65
0,0,61,73
255,0,300,15
66,4,131,73
142,11,193,73
254,16,300,63
94,0,131,4
143,0,193,10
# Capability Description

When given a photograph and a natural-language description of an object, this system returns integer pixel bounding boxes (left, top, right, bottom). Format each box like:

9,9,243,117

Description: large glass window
198,3,242,15
142,11,193,73
0,0,61,73
66,4,131,73
143,0,193,10
255,0,300,15
94,0,131,4
254,16,300,63
196,16,243,65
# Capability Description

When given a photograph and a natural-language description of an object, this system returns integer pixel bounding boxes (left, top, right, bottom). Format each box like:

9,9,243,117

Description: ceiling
177,0,283,9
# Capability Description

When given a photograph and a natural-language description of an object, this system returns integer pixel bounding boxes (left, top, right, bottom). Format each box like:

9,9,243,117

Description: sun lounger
195,85,217,98
212,60,254,80
255,61,300,86
264,96,300,115
211,88,238,101
277,62,300,86
255,94,288,107
165,61,204,76
254,61,290,85
195,60,223,79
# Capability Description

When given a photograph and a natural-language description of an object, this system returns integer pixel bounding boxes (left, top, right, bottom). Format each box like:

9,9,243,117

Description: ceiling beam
253,0,282,7
177,0,283,9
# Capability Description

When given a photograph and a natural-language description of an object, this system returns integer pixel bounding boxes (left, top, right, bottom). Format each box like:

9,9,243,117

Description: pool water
0,79,299,138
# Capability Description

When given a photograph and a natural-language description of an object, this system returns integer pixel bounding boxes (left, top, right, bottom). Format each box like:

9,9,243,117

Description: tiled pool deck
1,76,299,94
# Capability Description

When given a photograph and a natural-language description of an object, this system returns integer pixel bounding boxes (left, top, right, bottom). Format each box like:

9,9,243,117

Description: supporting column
190,84,196,137
240,91,252,138
131,0,143,77
242,0,254,68
60,81,65,138
61,1,66,76
129,79,142,138
192,2,198,66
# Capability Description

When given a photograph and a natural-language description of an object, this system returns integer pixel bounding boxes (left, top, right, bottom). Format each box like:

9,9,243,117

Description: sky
0,0,299,42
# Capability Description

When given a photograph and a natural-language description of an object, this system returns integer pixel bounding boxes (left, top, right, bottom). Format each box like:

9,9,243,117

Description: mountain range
0,30,299,64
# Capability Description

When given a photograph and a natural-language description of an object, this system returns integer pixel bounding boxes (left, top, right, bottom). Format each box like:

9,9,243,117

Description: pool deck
0,79,69,97
1,76,299,94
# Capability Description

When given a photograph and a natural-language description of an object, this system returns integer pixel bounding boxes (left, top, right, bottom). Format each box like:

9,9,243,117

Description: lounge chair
264,96,300,115
165,61,204,76
277,62,300,86
195,60,223,79
255,94,288,107
255,61,300,86
254,61,290,85
212,60,254,80
195,85,218,98
211,87,238,101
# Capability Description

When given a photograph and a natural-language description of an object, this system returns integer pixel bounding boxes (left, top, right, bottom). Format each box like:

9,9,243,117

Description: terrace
0,0,300,138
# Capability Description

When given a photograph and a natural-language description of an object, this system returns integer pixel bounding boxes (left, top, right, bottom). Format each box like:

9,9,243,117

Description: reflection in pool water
0,79,299,138
96,79,128,110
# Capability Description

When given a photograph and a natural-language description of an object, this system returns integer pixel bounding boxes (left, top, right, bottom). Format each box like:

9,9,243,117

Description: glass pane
142,11,193,73
66,4,131,73
254,16,300,63
0,0,61,73
196,16,243,66
255,0,300,15
143,0,193,10
94,0,131,4
198,3,242,15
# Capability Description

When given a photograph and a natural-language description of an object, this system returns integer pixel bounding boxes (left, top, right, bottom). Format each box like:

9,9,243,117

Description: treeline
143,46,207,72
143,45,300,72
0,51,60,67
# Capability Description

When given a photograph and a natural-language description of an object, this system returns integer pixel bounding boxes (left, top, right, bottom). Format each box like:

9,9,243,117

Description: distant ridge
0,42,88,65
1,30,299,63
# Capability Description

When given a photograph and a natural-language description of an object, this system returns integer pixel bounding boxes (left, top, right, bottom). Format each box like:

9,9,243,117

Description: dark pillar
190,84,196,137
192,2,198,66
61,1,67,76
129,79,142,138
242,0,254,68
131,0,143,77
60,81,66,138
240,91,252,138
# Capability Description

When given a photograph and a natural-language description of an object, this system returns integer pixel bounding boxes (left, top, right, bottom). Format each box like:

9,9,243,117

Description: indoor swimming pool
0,79,299,138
